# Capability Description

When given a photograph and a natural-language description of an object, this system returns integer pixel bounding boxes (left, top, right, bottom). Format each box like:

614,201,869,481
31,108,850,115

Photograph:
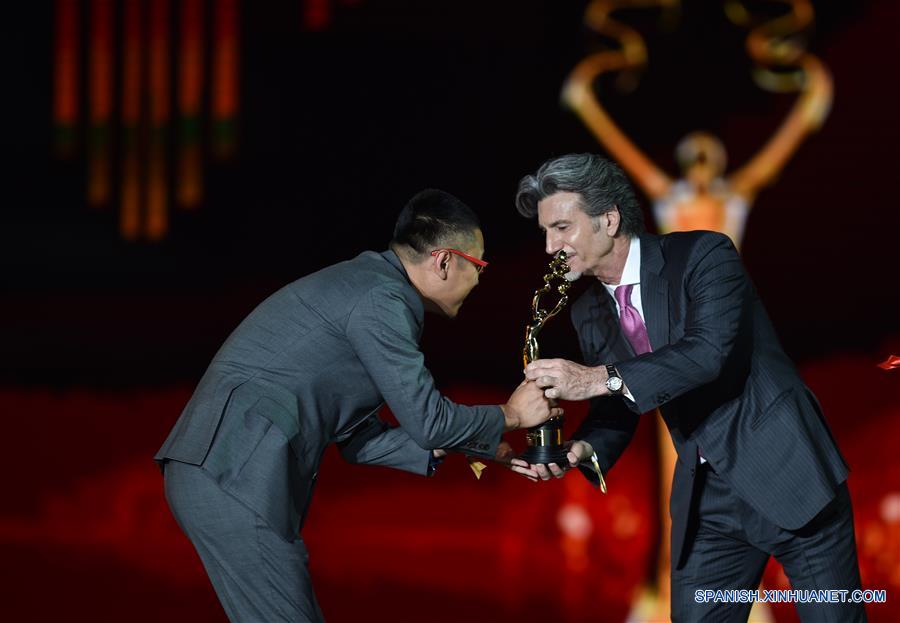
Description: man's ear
607,207,622,236
431,250,451,280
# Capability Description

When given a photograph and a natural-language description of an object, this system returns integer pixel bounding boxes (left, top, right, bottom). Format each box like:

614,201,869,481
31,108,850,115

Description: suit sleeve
617,233,748,414
569,300,639,485
345,284,504,460
573,396,638,486
337,413,431,476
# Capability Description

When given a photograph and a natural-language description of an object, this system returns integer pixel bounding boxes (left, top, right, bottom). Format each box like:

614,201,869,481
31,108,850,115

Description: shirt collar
602,236,641,289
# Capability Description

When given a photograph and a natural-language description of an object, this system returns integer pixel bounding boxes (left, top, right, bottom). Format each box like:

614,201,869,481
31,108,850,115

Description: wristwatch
605,364,624,394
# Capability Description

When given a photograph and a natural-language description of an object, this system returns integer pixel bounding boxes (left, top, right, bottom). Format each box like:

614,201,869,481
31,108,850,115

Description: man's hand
432,449,447,459
509,440,594,482
501,380,564,431
525,359,607,401
493,440,515,464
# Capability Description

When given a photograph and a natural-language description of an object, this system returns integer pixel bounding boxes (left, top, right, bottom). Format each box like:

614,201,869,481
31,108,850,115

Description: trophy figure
521,250,573,465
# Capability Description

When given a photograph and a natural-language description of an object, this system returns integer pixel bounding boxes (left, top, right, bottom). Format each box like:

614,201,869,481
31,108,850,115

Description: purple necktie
614,284,652,355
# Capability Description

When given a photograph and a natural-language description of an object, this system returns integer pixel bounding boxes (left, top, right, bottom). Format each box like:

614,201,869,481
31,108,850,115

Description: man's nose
545,233,562,256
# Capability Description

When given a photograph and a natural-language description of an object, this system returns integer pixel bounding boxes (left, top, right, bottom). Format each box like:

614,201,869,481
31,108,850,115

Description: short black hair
391,189,481,258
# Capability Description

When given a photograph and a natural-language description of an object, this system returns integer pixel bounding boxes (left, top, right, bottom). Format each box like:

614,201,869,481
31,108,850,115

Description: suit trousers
164,460,325,623
671,463,865,623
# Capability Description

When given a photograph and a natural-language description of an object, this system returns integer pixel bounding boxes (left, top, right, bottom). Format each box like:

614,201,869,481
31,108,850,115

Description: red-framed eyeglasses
431,248,488,274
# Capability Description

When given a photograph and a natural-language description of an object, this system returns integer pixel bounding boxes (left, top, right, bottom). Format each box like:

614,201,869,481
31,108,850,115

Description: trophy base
520,444,570,466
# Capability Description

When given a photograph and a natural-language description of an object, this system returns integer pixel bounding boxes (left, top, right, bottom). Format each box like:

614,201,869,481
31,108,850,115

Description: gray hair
515,153,645,236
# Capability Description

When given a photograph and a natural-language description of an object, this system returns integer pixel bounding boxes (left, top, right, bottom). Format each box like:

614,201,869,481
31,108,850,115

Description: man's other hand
493,440,515,464
509,440,593,482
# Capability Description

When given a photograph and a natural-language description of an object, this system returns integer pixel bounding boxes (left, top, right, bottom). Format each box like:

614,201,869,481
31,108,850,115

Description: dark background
2,1,899,621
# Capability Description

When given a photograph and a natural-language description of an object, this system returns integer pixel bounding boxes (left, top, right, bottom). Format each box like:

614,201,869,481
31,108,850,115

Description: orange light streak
146,147,168,241
88,0,114,206
178,0,204,208
212,0,239,159
120,0,142,241
53,0,79,157
121,0,142,127
178,0,204,117
148,0,169,126
146,0,170,240
89,0,113,124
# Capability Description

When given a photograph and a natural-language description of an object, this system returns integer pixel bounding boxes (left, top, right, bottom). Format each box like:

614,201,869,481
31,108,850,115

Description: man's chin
424,302,459,318
564,270,583,282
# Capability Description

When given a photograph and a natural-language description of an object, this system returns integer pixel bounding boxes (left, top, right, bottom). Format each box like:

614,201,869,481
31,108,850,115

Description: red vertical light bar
120,0,143,241
53,0,79,157
303,0,331,31
87,0,114,206
145,0,170,240
177,0,204,209
212,0,239,159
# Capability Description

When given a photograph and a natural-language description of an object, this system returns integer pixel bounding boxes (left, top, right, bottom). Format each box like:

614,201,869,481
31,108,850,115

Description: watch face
607,376,623,392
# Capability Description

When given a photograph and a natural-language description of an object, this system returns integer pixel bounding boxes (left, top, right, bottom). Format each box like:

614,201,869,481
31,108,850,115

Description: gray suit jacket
570,231,848,567
156,250,504,541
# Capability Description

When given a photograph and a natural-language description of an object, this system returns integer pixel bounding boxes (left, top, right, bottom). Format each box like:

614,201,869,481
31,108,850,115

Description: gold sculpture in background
560,1,831,621
563,0,831,246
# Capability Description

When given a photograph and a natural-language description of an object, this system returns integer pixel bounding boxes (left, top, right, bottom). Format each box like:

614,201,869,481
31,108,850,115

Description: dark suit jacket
156,250,504,541
570,231,848,567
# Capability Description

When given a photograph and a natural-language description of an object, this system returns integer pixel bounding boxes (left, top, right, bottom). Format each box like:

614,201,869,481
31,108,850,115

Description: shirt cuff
426,451,444,477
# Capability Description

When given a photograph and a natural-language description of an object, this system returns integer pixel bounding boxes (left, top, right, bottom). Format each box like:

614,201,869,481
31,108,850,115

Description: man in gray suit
157,189,558,622
510,154,865,622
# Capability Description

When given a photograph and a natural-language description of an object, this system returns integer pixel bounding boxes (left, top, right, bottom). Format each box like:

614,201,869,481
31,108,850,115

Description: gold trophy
521,251,573,465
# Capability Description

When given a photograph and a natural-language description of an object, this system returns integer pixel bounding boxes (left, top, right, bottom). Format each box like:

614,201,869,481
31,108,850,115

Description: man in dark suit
156,189,558,622
511,154,865,622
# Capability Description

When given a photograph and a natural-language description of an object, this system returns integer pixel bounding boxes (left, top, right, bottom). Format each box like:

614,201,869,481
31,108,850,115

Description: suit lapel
640,234,669,352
